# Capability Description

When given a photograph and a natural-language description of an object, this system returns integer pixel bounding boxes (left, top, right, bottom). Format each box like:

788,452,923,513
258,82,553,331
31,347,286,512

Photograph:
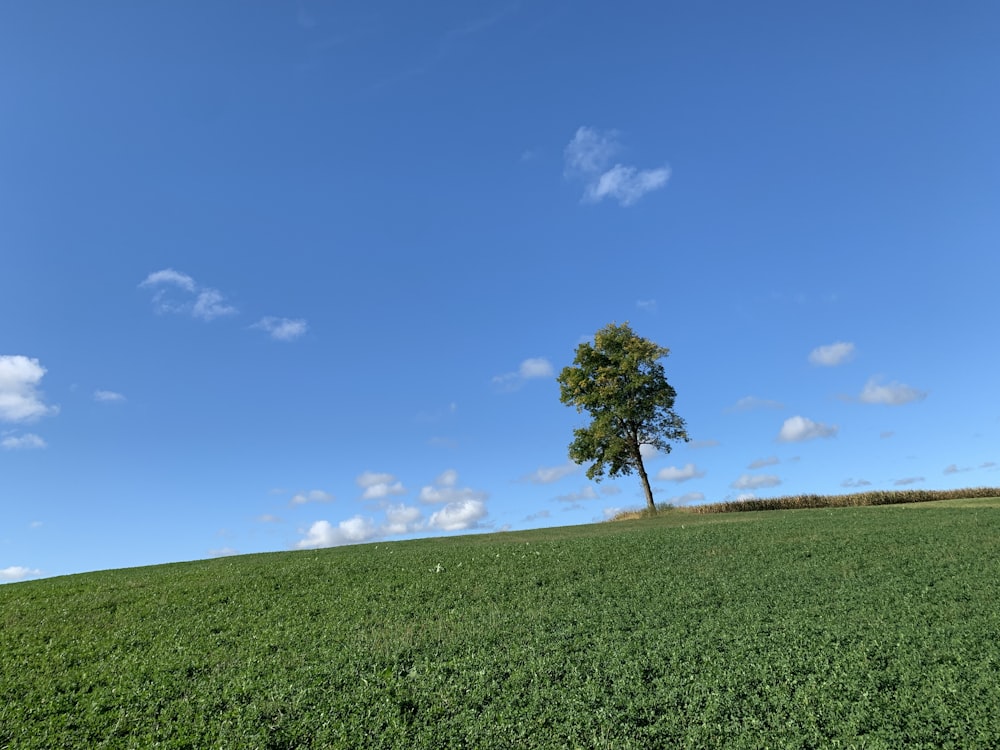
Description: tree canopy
557,322,688,514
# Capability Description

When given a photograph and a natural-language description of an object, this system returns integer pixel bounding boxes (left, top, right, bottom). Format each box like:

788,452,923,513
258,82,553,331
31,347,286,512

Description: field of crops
3,497,1000,748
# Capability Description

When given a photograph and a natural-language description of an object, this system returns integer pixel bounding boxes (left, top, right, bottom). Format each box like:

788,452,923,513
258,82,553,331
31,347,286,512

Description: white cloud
655,463,705,482
639,444,659,460
140,270,237,321
492,358,554,390
808,341,855,366
380,504,424,535
636,299,657,313
728,396,784,412
252,317,308,341
437,469,458,487
731,474,782,490
257,514,283,523
0,356,59,423
523,461,578,484
192,289,238,321
290,489,335,506
747,456,779,469
668,492,705,506
419,469,488,506
208,547,239,558
602,506,625,519
519,358,553,378
139,268,196,292
584,164,671,206
356,471,407,500
859,377,927,406
564,126,670,207
295,516,379,549
880,431,895,439
894,476,925,486
293,502,427,549
1,433,46,450
778,415,838,442
564,126,620,175
0,566,43,582
93,390,125,403
428,499,488,531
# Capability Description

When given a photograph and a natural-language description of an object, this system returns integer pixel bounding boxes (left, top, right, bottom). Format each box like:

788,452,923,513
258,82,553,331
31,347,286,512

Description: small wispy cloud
523,509,551,522
636,299,657,313
747,456,779,470
668,492,705,506
689,439,721,449
808,341,855,367
859,377,927,406
522,461,578,484
93,390,125,403
564,126,620,175
252,317,308,342
492,358,554,390
894,476,925,486
731,474,782,490
777,416,838,443
943,464,972,475
192,289,238,321
555,486,599,503
140,269,238,321
655,463,705,482
584,164,670,206
841,478,872,488
564,127,670,207
289,489,335,506
1,432,47,450
139,268,195,292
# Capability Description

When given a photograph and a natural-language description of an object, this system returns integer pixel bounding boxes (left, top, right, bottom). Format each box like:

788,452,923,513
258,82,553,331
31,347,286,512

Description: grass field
3,497,1000,748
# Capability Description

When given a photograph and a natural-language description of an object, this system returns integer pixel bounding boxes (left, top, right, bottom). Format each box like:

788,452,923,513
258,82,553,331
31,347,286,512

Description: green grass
3,497,1000,748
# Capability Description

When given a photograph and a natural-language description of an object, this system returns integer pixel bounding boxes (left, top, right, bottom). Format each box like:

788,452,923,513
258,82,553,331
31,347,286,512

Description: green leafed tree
557,322,689,515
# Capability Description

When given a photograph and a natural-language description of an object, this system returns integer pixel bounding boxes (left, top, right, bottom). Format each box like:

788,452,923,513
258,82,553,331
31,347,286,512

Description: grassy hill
3,496,1000,748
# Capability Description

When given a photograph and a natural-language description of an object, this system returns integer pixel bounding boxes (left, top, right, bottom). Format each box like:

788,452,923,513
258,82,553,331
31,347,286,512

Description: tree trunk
635,453,656,515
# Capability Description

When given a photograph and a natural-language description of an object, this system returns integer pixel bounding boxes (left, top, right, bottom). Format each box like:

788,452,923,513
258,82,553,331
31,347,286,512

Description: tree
557,322,689,515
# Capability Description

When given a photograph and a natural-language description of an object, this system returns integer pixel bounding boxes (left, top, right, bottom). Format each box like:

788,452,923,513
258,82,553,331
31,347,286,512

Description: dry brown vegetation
607,487,1000,521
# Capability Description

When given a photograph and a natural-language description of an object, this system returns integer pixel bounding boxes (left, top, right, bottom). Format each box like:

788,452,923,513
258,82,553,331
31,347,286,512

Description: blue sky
3,1,999,581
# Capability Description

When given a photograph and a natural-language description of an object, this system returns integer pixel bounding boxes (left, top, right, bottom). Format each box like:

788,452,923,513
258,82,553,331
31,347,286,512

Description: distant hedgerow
687,487,1000,514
